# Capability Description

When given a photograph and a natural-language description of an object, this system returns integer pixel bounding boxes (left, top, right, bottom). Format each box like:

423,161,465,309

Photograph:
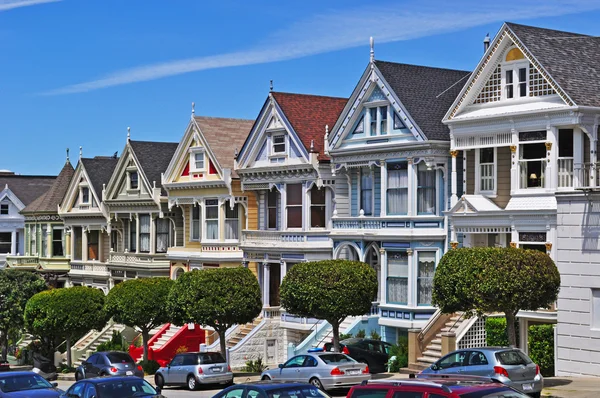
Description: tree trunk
66,337,72,367
218,329,227,361
330,319,341,353
142,330,150,362
0,331,8,362
505,311,518,348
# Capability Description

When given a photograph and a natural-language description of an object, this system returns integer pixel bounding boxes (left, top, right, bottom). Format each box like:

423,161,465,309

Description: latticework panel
473,65,501,104
458,317,487,349
529,64,556,97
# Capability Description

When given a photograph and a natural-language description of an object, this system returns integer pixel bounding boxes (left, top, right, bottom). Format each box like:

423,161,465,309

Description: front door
269,264,281,307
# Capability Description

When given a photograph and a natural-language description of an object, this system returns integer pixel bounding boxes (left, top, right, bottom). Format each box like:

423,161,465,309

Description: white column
574,128,583,188
10,230,16,255
280,185,287,230
591,137,598,189
379,248,386,305
280,260,286,284
380,160,387,217
46,223,51,257
150,214,156,255
510,129,519,193
71,228,76,259
303,182,310,231
546,127,556,190
407,249,414,307
407,158,414,216
511,224,518,247
82,229,88,262
135,215,140,254
263,262,270,307
451,150,458,206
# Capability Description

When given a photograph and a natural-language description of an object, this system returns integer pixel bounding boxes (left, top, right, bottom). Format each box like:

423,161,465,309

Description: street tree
0,270,47,361
432,247,560,347
167,267,262,357
105,278,174,362
280,260,378,352
24,287,108,366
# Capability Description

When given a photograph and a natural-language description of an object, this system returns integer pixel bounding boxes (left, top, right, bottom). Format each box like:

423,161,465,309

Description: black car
323,338,392,373
60,376,164,398
75,352,144,380
0,371,63,397
212,381,330,398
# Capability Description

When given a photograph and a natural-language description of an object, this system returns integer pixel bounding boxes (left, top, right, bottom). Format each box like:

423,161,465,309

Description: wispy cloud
0,0,60,12
42,0,600,95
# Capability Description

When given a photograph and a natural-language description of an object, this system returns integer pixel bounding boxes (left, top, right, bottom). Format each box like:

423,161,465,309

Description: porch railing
332,216,444,230
5,255,38,267
558,158,574,188
108,252,169,266
241,230,331,247
70,261,110,275
574,163,600,189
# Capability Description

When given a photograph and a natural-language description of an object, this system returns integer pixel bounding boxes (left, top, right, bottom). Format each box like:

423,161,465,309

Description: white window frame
359,167,374,216
204,198,220,241
271,134,287,156
190,205,201,242
365,104,391,136
415,249,438,307
80,186,91,205
517,135,547,191
502,60,529,101
475,147,497,196
224,200,240,241
0,203,8,215
127,169,139,191
285,183,303,229
189,148,206,173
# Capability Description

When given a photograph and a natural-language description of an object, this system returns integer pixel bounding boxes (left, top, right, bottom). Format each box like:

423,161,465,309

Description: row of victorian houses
1,22,599,376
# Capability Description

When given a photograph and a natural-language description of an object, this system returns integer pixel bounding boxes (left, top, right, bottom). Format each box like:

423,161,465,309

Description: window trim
365,104,390,136
386,250,409,305
80,186,91,205
51,226,64,258
271,134,287,156
204,198,220,241
267,189,279,230
502,59,529,101
415,249,437,307
190,205,201,242
309,185,326,229
517,137,547,191
359,167,374,216
189,148,206,173
285,183,303,229
0,203,8,215
475,147,497,196
128,170,139,191
224,200,240,241
416,162,438,216
386,161,409,216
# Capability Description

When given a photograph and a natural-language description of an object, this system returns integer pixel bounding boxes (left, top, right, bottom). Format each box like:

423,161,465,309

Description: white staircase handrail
229,319,267,353
205,325,239,351
294,321,330,355
418,309,442,341
70,321,122,363
455,315,479,344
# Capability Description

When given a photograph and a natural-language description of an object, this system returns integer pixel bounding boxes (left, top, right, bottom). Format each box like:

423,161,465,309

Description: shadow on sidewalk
544,378,573,388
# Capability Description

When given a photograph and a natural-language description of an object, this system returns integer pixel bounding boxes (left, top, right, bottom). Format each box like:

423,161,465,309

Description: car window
438,351,468,369
170,355,184,366
183,354,197,366
304,356,318,367
369,342,383,353
224,387,245,398
97,379,157,396
319,353,355,364
284,356,306,368
349,388,389,398
86,354,98,365
67,382,86,397
467,352,489,366
247,388,267,398
267,386,329,398
199,352,226,364
392,392,423,398
0,374,53,393
459,386,530,397
382,342,392,355
495,350,532,366
106,352,134,364
84,383,97,398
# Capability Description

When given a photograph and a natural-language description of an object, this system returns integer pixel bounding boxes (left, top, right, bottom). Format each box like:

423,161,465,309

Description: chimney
483,33,490,53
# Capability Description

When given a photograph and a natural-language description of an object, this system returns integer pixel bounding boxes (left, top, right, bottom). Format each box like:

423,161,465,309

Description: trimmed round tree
0,270,47,361
24,286,108,366
105,278,174,362
280,260,378,352
167,267,262,357
432,247,560,347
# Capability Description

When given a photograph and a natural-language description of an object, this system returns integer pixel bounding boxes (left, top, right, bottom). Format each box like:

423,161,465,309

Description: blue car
212,381,331,398
0,371,63,397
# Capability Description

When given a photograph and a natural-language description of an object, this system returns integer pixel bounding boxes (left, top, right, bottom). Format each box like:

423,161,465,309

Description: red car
346,377,532,398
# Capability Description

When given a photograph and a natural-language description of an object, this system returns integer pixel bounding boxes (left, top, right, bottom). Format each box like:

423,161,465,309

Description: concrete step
421,350,442,358
427,343,442,353
417,355,439,364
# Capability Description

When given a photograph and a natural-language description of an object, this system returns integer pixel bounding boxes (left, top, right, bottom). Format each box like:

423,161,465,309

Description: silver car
154,351,233,391
261,353,370,391
420,347,543,397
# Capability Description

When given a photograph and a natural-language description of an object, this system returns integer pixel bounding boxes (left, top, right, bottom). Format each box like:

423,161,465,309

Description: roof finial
127,127,131,141
191,102,195,117
270,80,273,92
66,148,70,162
370,36,374,63
310,139,315,153
234,147,239,159
483,33,491,53
79,146,82,159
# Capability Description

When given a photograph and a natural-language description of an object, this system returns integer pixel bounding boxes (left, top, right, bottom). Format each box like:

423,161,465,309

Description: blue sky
2,0,600,175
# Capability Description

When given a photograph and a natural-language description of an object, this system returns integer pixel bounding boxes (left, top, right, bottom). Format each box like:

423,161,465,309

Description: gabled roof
506,22,600,108
193,116,254,174
0,173,55,206
81,156,119,201
271,92,348,160
374,61,471,141
22,161,74,214
449,194,502,214
129,140,178,194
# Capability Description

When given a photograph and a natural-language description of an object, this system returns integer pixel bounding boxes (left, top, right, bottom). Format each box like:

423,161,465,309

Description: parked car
74,351,144,380
323,338,392,373
420,347,543,397
213,381,331,398
261,352,370,391
347,378,533,398
154,351,233,391
60,376,164,398
0,371,63,397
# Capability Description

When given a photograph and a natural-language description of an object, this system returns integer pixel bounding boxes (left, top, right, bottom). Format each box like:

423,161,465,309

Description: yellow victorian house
162,113,257,278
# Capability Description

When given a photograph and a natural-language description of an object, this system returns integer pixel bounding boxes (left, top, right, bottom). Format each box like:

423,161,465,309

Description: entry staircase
206,318,263,350
17,334,34,350
72,322,127,367
131,324,182,362
294,316,360,355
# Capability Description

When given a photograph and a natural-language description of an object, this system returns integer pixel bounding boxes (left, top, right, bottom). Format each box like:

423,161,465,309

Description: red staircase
129,323,205,367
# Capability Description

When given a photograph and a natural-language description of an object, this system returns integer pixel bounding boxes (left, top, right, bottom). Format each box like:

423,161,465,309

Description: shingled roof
194,116,254,176
81,156,119,201
22,161,74,214
129,140,178,195
506,22,600,108
271,92,348,161
374,61,471,141
0,173,55,207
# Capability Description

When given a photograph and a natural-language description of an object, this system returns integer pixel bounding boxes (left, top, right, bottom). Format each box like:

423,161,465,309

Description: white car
154,351,233,391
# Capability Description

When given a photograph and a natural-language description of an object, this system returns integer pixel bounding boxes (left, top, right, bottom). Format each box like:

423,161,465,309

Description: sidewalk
542,376,599,398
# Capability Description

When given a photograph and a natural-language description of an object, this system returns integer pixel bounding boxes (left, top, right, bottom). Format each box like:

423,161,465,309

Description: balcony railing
262,306,282,319
108,252,169,266
241,230,331,249
332,216,444,230
574,163,600,189
5,255,38,268
70,261,110,276
558,158,574,188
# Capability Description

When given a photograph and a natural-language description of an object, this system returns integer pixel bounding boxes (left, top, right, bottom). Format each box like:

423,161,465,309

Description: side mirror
51,382,58,387
278,364,283,369
155,387,162,394
431,364,439,371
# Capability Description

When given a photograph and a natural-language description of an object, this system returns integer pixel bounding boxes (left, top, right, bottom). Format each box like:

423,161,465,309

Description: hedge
486,317,519,347
528,324,554,377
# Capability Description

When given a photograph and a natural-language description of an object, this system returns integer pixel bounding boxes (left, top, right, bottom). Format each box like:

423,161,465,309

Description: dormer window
189,148,205,173
81,187,90,204
272,135,286,154
502,47,528,100
366,106,389,136
129,171,139,190
0,204,8,215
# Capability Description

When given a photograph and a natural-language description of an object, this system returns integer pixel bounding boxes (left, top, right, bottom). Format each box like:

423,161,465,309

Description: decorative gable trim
103,142,154,203
59,162,105,216
329,63,424,151
0,186,25,211
445,24,574,122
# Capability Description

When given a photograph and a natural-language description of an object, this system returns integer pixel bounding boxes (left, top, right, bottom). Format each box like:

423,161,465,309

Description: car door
297,355,318,382
371,341,391,372
434,350,468,374
277,355,306,381
463,351,491,376
66,381,87,398
83,382,98,398
84,354,99,378
167,354,186,384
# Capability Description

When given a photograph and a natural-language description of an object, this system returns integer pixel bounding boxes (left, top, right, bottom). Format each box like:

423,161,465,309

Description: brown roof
22,161,74,214
271,92,348,161
0,174,56,206
194,116,255,176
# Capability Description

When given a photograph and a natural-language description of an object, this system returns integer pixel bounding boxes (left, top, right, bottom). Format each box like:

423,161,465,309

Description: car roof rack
360,379,452,393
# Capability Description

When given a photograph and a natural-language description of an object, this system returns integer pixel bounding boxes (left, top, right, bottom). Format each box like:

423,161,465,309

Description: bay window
310,186,326,228
87,230,98,260
156,218,170,253
286,184,302,228
225,201,239,240
417,163,436,215
361,168,373,216
267,189,279,229
205,199,219,240
191,206,200,241
479,148,495,192
139,214,151,252
387,251,408,304
417,251,436,306
52,227,64,257
387,162,408,214
519,131,546,189
129,219,137,252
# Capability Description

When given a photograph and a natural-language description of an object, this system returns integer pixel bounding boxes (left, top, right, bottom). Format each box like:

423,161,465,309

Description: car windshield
0,374,53,392
96,379,157,397
199,352,226,364
319,354,355,364
266,386,330,398
107,352,134,363
460,386,530,397
495,351,532,366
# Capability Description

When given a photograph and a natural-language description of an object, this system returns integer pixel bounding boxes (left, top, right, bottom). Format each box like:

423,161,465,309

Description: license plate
210,367,222,372
126,371,133,376
522,383,533,391
347,370,360,375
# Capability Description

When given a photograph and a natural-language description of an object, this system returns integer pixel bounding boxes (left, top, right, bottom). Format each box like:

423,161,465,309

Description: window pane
130,220,136,252
480,148,494,164
361,168,373,215
225,202,239,218
287,184,302,205
82,188,89,203
417,165,436,214
519,67,527,82
194,152,204,169
311,187,326,205
380,106,388,134
287,207,302,228
521,143,546,159
130,172,138,189
273,135,285,153
505,70,513,84
506,85,513,99
268,208,277,229
0,232,11,254
268,189,279,229
311,206,326,228
387,162,408,215
206,204,219,219
370,108,377,135
0,204,8,214
417,252,436,305
206,221,218,239
559,129,574,157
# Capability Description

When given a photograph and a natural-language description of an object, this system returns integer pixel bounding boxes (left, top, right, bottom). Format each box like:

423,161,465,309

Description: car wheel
75,372,83,381
261,375,271,381
187,375,198,391
309,377,324,391
154,374,164,389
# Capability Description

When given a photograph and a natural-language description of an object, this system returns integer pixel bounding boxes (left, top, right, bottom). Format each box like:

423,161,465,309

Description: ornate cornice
331,147,450,165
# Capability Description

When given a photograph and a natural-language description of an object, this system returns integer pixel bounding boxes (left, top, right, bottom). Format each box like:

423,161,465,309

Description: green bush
369,330,381,341
387,335,409,372
96,331,129,353
138,359,160,375
355,329,366,338
528,324,554,377
243,356,267,373
486,317,520,347
339,333,353,341
57,363,76,374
